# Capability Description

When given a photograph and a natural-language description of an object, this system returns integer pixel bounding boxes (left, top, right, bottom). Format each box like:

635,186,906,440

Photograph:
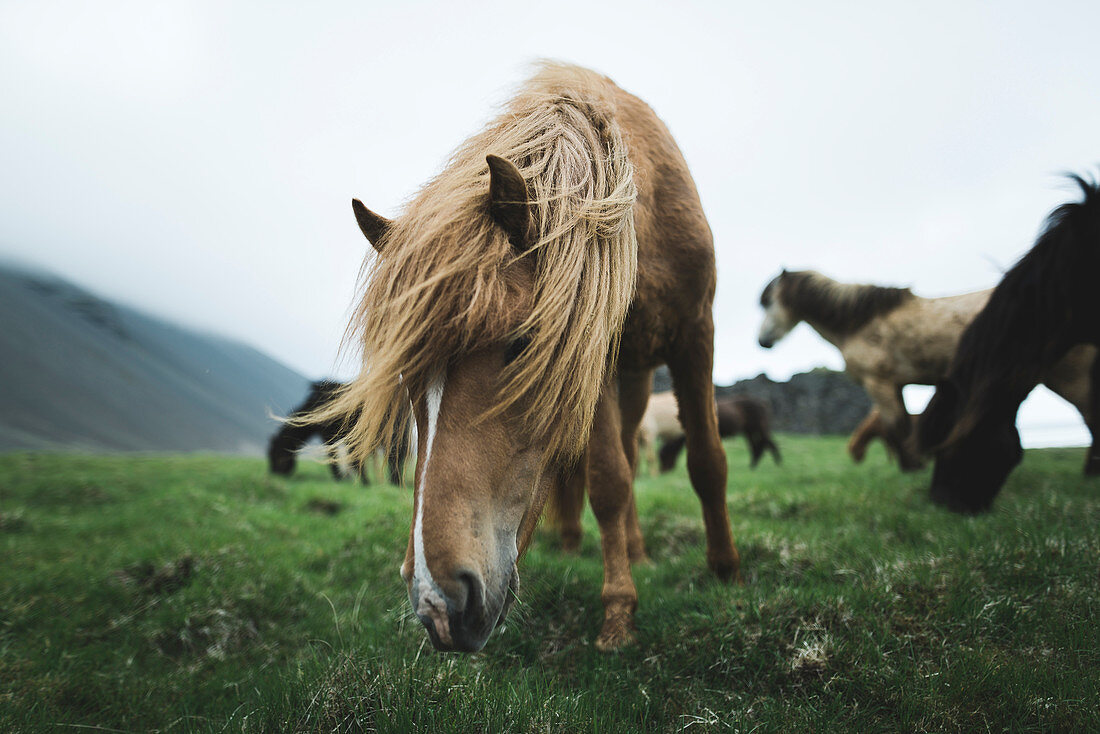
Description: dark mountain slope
0,264,312,454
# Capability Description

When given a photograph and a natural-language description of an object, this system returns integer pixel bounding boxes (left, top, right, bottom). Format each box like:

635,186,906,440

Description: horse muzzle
409,565,518,653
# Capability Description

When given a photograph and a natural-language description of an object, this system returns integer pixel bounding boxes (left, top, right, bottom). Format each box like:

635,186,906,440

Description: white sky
1,1,1097,446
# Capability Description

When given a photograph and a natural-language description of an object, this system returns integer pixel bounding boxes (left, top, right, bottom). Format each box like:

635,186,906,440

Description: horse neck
799,315,850,349
785,273,898,347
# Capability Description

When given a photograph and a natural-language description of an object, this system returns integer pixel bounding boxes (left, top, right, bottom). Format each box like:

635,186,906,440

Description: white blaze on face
413,373,452,644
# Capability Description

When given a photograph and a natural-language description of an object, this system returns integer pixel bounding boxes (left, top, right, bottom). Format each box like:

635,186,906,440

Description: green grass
1,437,1097,732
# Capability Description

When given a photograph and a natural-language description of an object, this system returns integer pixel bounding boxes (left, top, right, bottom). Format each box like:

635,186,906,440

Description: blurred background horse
918,175,1100,512
268,380,409,484
758,269,1095,471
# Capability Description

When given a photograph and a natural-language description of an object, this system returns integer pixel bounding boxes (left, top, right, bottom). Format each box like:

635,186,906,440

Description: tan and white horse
758,270,1096,470
635,391,680,476
320,64,737,652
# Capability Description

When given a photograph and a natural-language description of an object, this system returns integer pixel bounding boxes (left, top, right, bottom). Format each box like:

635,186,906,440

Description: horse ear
917,381,961,452
486,155,532,253
352,199,392,252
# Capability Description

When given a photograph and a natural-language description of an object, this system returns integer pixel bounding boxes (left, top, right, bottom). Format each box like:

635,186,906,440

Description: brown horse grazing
318,63,737,652
757,270,1096,471
657,395,781,472
918,176,1100,513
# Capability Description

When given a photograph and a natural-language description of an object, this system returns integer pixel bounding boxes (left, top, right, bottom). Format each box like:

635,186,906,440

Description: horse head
919,380,1024,514
757,270,797,348
350,155,591,652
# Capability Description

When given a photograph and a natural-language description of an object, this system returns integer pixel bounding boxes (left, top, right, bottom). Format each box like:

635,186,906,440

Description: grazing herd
269,63,1098,653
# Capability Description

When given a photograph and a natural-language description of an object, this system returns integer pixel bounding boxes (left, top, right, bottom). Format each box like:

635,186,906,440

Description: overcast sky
2,1,1097,446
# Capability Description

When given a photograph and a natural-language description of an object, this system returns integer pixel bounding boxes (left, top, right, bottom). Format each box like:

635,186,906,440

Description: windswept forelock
317,63,639,466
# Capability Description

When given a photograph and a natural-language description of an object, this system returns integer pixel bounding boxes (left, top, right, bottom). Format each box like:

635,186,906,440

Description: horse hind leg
847,410,884,464
618,369,653,564
668,324,740,581
587,379,640,650
765,434,782,465
551,455,587,552
865,382,924,472
747,429,779,469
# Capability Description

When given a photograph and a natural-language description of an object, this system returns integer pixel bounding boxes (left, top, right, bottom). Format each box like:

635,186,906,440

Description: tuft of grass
0,438,1098,732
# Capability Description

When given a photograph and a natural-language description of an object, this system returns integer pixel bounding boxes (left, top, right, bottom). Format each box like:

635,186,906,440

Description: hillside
0,263,311,454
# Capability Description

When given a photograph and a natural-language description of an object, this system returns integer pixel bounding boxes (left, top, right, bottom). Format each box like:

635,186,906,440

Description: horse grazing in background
918,176,1100,513
656,394,781,472
315,63,737,652
757,270,1096,471
268,380,409,484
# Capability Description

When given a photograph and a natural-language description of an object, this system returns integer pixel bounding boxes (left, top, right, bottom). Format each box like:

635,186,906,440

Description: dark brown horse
918,175,1100,513
658,395,781,472
317,63,737,652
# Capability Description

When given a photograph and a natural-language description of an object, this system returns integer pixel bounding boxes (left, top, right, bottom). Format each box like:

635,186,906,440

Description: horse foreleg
588,380,639,651
668,324,740,582
555,455,587,552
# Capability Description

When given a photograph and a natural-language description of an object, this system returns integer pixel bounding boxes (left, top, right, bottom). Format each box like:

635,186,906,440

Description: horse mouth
496,566,520,628
413,564,519,653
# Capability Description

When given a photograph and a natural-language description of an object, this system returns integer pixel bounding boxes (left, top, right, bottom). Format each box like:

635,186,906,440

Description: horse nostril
456,570,484,618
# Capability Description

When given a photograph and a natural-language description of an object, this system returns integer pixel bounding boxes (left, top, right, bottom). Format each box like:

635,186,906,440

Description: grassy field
1,436,1098,732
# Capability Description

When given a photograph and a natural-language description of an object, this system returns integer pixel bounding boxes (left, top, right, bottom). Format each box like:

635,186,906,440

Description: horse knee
588,476,632,524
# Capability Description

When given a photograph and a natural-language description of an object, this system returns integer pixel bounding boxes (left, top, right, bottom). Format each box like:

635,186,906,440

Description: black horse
918,175,1100,513
268,380,410,484
659,395,781,472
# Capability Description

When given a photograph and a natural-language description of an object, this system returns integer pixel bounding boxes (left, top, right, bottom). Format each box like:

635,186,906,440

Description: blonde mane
321,63,639,464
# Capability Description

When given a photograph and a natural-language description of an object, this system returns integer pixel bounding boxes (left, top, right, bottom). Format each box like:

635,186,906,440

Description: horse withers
318,63,737,652
918,176,1100,513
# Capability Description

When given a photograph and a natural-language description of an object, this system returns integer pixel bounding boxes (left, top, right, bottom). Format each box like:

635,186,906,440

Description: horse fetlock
706,548,741,582
595,609,637,652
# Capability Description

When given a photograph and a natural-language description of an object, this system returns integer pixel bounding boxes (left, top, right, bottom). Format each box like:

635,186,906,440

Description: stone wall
651,366,870,435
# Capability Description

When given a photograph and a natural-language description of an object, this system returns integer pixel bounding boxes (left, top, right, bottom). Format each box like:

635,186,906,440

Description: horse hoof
595,617,636,652
707,555,741,583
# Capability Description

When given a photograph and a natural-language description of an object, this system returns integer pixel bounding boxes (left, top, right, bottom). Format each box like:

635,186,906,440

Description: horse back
606,84,716,369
